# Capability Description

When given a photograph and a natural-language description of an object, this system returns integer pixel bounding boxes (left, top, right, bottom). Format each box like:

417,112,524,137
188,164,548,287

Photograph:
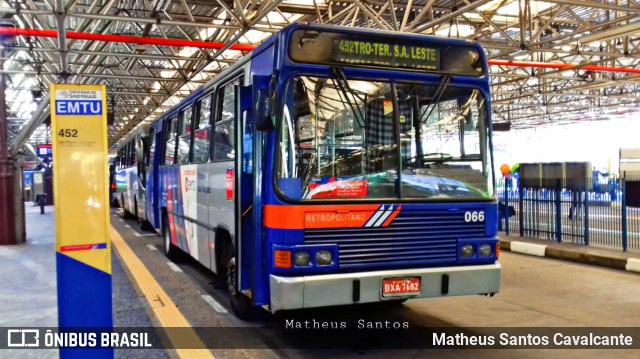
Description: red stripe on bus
381,205,402,227
264,204,383,230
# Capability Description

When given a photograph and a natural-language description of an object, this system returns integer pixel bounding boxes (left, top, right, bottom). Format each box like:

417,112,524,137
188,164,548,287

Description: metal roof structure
1,0,640,160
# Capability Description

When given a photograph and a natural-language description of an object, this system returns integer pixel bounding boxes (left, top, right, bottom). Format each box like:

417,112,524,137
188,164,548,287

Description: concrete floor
110,213,640,359
0,204,167,359
2,204,639,359
0,204,57,359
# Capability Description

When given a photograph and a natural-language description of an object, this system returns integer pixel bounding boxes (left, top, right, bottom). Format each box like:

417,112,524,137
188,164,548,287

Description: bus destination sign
334,39,439,70
289,28,484,76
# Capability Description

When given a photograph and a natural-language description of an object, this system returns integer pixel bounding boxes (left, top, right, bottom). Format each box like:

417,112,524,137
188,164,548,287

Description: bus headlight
315,250,333,266
460,244,475,258
294,251,311,267
479,244,492,257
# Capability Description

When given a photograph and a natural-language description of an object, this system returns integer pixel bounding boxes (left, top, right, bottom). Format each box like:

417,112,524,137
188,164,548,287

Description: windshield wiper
423,152,454,162
418,75,451,124
405,152,454,168
330,67,365,127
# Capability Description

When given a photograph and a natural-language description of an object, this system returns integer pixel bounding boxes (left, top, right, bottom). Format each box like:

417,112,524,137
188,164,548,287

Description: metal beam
544,0,640,14
55,0,70,82
0,69,185,82
8,99,49,157
414,0,493,33
578,21,640,44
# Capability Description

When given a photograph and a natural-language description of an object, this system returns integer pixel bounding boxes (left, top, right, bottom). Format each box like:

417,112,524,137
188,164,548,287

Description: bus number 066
464,211,484,222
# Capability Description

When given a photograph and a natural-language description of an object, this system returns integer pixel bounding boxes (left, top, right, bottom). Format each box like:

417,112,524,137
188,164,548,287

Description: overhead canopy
0,0,639,164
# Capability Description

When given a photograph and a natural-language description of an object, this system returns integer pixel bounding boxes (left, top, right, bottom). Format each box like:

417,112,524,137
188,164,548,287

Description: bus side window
213,81,237,161
148,124,156,166
138,135,147,186
127,142,134,166
193,94,212,163
131,141,136,166
242,107,253,174
164,117,177,165
177,106,193,165
122,144,128,167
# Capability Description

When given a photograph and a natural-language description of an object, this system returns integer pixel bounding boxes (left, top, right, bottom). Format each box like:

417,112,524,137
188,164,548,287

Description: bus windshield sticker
307,177,368,199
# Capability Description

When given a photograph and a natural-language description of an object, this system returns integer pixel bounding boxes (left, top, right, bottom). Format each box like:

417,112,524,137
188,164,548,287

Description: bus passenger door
146,124,160,229
237,84,255,297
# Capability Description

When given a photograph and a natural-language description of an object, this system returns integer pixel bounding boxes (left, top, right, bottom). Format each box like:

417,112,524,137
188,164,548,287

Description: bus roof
143,23,487,137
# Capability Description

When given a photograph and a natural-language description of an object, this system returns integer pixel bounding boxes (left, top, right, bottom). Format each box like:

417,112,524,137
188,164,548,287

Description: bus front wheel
224,253,253,320
122,195,135,219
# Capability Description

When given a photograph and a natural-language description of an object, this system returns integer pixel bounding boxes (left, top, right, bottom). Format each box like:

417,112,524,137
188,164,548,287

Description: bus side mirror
255,88,273,131
293,78,311,119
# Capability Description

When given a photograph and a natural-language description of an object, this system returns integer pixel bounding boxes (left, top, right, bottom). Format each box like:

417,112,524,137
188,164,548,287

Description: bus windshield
276,75,494,201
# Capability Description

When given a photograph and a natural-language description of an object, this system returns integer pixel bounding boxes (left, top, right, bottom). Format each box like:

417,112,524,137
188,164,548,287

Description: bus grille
304,210,486,270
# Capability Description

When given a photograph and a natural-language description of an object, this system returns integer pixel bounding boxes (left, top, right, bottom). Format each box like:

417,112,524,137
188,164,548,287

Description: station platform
499,235,640,274
0,203,168,359
1,202,639,358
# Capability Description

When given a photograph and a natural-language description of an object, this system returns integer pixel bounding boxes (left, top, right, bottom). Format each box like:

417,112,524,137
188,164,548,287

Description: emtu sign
55,89,103,115
50,84,112,359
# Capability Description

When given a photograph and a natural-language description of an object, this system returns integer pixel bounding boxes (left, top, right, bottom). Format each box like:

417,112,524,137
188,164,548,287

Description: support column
0,44,20,245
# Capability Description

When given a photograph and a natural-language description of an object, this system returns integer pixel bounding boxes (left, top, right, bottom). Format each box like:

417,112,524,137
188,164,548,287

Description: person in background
568,190,581,220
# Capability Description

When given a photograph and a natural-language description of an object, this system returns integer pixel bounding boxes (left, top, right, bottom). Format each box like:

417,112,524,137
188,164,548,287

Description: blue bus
138,23,500,318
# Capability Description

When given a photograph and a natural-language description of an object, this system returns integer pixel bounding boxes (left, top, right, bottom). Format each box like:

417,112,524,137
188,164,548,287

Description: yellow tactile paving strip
110,226,215,359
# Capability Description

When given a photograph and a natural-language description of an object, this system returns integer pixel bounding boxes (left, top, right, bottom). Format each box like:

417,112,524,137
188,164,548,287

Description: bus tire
110,195,119,208
134,197,152,231
163,216,181,262
224,249,253,320
123,195,135,219
139,219,152,231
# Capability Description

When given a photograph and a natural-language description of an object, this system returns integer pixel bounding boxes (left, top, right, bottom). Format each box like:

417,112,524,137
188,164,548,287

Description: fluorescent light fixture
160,70,176,78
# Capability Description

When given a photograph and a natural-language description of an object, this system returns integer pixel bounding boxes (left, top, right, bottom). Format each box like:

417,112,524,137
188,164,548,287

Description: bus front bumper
269,263,500,312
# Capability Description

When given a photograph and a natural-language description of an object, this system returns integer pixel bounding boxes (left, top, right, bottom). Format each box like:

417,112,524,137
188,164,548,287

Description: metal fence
497,177,640,252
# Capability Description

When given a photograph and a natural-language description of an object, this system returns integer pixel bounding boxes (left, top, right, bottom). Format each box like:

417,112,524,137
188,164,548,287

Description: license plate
382,277,421,297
